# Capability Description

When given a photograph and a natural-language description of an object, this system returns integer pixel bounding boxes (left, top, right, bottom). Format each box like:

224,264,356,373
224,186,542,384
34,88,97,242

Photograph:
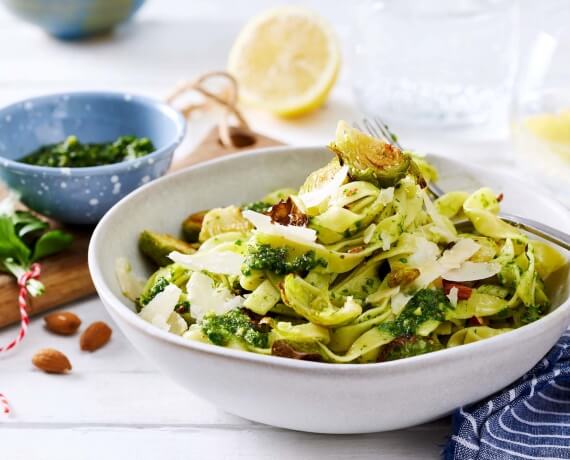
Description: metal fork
356,117,570,251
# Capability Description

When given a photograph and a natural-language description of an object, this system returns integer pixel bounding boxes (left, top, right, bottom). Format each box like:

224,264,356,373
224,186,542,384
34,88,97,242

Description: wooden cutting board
0,127,282,328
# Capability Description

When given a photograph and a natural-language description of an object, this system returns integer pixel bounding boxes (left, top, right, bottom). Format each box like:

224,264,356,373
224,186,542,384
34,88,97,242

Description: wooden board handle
0,230,94,327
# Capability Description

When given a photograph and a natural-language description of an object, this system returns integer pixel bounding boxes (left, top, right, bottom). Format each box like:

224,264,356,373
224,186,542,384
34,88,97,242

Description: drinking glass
511,5,570,207
351,0,519,126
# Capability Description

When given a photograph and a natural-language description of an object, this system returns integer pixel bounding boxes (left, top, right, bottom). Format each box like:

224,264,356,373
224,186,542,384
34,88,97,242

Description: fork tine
355,117,445,199
374,117,403,149
427,182,445,199
362,118,382,140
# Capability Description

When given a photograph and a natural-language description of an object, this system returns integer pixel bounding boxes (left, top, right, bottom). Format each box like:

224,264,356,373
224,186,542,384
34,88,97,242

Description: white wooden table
0,2,551,458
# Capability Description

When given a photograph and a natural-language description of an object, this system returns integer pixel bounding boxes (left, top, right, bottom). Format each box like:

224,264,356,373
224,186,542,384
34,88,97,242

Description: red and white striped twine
0,393,10,415
0,263,42,415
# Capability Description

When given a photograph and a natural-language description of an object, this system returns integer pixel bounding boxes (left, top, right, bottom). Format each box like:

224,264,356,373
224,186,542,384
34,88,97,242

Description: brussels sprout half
329,121,411,188
139,230,196,266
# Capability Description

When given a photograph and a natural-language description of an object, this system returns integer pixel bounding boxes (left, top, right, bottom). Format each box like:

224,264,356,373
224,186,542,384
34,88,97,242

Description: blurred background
0,0,568,203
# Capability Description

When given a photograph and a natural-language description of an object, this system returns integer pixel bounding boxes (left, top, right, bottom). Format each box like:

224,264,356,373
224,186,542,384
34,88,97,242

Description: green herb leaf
0,216,31,265
31,230,73,262
12,211,49,237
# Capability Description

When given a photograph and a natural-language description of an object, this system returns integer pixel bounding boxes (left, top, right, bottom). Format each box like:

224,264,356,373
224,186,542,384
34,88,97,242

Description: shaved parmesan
168,250,244,276
223,295,246,311
298,164,348,208
422,191,457,242
378,187,395,206
443,261,501,282
115,257,144,302
242,210,317,244
391,291,413,315
363,224,376,244
380,231,392,251
139,284,182,330
407,237,440,267
186,272,244,321
414,238,481,288
447,287,459,307
167,312,189,335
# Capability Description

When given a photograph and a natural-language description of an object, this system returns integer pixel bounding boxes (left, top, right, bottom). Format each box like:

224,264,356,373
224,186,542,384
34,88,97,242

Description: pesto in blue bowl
0,92,185,225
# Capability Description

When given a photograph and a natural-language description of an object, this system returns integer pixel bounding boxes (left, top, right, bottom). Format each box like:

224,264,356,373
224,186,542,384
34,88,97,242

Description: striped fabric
444,331,570,460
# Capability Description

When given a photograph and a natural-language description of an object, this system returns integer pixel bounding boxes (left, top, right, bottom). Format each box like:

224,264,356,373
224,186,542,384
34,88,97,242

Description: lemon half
228,7,340,117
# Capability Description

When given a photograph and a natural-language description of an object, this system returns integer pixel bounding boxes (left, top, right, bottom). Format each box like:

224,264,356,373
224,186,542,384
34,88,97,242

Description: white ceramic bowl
88,147,570,434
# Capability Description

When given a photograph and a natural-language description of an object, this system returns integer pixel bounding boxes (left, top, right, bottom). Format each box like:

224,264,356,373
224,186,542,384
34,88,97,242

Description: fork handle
500,213,570,251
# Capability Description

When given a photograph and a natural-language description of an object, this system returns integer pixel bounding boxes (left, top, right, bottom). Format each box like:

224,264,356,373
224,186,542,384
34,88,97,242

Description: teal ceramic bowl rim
0,91,186,176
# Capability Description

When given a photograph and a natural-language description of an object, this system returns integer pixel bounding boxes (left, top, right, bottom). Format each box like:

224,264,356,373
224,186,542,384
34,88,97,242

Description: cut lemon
228,7,340,117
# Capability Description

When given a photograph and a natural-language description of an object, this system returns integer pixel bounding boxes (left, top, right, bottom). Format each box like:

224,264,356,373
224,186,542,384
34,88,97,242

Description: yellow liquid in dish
512,109,570,205
525,110,570,161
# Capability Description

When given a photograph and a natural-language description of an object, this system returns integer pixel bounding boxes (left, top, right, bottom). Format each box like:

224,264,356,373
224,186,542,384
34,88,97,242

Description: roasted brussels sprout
139,230,196,266
181,210,208,242
329,121,411,188
299,157,342,194
198,206,252,242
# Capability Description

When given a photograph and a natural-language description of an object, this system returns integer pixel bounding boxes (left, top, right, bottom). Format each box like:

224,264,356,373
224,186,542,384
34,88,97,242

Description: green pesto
201,309,269,348
19,135,155,168
520,304,544,325
242,244,327,276
379,288,452,337
137,276,169,310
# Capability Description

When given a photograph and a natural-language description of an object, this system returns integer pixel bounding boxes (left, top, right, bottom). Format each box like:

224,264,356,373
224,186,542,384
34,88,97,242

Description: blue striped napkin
443,330,570,460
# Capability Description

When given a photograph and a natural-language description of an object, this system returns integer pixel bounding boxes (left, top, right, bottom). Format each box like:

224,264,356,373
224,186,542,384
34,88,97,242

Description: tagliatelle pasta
117,121,567,364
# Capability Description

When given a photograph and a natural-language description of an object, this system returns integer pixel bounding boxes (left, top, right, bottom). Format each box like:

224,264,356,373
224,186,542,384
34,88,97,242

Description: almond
32,348,72,374
80,321,112,352
44,311,82,335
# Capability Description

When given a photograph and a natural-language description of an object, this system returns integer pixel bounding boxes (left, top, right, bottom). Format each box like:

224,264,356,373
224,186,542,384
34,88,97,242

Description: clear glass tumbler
511,22,570,207
351,0,519,126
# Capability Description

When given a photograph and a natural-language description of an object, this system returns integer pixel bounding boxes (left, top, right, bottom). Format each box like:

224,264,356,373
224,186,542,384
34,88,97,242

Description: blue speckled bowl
0,92,186,224
1,0,146,39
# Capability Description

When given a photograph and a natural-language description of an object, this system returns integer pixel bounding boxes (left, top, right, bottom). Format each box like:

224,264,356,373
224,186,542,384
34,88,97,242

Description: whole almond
32,348,72,374
80,321,112,352
44,311,82,336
